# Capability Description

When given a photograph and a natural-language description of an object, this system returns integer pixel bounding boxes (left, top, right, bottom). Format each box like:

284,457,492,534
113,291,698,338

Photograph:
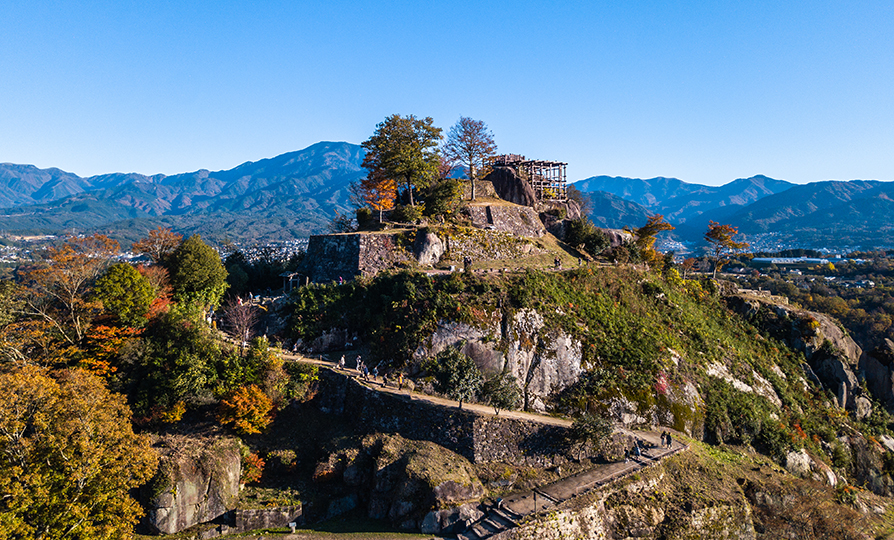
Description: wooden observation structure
490,154,568,201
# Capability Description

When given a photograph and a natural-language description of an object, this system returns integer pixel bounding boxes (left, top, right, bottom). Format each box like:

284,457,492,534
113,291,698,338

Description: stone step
488,508,521,527
486,510,515,528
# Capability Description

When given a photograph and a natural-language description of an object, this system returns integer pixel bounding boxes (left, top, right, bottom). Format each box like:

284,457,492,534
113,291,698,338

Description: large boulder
316,433,485,531
860,339,894,407
142,435,242,535
413,231,445,266
485,166,537,207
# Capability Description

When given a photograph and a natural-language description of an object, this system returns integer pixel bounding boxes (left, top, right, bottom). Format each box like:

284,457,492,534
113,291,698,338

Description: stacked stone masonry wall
315,370,570,467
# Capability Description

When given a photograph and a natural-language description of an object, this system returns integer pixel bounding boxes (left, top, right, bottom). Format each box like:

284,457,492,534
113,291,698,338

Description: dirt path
282,349,688,540
283,351,573,428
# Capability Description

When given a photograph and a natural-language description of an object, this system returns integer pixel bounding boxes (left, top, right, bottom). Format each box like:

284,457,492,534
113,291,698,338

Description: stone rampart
315,369,570,467
302,233,414,283
467,205,546,237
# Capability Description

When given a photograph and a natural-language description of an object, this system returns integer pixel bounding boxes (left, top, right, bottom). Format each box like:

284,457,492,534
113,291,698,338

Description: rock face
143,435,242,535
726,295,869,416
314,433,485,531
485,166,537,207
413,309,583,413
860,339,894,407
467,204,546,238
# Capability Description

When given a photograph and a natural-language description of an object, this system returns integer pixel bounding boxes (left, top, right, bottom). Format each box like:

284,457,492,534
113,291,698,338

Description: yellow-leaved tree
0,365,157,539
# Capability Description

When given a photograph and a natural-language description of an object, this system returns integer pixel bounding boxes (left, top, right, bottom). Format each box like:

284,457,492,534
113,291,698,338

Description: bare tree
222,296,259,355
443,117,497,201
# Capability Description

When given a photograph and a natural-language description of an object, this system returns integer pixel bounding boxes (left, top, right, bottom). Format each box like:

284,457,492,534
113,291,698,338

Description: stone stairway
454,440,688,539
457,504,522,540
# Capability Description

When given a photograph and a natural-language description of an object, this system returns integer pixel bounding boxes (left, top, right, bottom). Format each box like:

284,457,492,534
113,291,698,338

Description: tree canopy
0,365,157,539
705,221,749,278
443,116,497,200
167,235,228,309
361,114,442,206
131,227,183,265
425,345,483,409
92,262,155,327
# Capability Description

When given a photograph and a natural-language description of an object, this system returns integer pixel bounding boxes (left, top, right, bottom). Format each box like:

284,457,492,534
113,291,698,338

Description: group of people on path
338,354,404,390
660,430,673,449
624,431,674,463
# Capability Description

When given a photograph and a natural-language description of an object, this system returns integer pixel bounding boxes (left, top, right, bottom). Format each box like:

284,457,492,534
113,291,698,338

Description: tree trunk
470,164,476,200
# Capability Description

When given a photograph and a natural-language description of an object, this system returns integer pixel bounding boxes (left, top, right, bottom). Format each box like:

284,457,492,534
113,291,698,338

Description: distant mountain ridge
4,146,893,249
0,142,366,244
573,175,894,248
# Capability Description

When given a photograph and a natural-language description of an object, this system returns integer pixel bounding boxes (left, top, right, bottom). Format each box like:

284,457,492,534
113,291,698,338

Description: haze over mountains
2,142,893,248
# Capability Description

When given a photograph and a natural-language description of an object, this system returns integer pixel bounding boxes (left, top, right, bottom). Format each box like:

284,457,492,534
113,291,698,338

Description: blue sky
2,1,893,185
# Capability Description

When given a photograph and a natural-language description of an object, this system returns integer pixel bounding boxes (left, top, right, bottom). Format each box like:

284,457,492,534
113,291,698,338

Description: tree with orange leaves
18,234,119,345
132,226,183,264
358,172,398,222
0,365,157,539
705,221,749,278
634,215,675,269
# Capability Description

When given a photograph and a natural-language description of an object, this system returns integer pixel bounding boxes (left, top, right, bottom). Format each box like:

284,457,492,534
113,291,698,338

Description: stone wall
441,227,546,264
467,205,546,237
302,233,414,283
315,369,571,467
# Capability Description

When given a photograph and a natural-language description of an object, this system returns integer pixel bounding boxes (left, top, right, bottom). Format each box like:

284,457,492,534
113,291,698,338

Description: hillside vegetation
288,266,894,500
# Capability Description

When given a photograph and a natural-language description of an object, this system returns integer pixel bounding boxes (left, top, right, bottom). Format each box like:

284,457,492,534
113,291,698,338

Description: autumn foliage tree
705,221,749,278
634,215,675,269
131,226,183,265
361,114,442,206
0,365,157,539
217,383,273,435
358,172,398,222
17,234,119,346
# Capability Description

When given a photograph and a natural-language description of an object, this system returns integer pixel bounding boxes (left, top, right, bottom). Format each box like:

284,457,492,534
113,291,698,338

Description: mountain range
2,142,893,249
574,175,894,248
0,142,365,244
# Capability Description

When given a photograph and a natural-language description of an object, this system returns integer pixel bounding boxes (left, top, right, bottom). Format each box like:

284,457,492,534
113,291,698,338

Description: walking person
339,355,345,370
372,365,378,381
666,433,672,449
398,372,404,390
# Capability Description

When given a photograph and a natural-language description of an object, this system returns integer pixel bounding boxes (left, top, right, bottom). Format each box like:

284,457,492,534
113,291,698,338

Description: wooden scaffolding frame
490,154,568,201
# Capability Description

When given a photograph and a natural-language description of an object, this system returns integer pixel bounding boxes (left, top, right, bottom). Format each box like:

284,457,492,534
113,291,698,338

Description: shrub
241,452,265,484
218,384,274,435
422,178,464,218
391,203,425,223
356,207,375,229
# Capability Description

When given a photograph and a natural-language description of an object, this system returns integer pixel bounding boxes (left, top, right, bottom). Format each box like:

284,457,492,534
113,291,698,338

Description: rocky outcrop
860,339,894,408
726,295,869,417
413,230,445,266
413,309,582,413
485,166,537,207
142,435,242,535
600,228,634,248
467,204,546,238
314,433,485,531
